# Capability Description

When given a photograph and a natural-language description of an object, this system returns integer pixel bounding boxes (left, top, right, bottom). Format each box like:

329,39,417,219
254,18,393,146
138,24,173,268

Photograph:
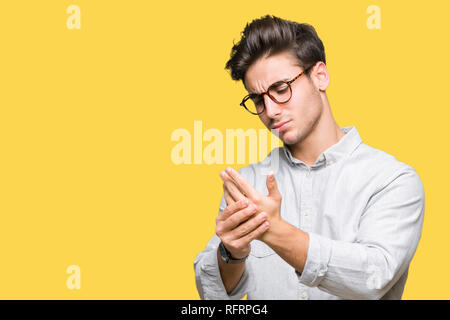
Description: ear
310,61,330,92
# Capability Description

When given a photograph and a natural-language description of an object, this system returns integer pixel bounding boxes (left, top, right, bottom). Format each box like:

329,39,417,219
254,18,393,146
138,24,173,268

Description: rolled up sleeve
296,167,425,299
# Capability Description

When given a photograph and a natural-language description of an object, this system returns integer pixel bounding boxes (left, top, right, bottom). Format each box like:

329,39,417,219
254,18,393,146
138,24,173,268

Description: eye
272,83,289,94
254,99,264,106
276,87,288,94
250,94,263,105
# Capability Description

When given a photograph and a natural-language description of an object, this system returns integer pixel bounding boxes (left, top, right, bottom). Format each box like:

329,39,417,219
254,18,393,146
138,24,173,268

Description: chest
270,167,377,241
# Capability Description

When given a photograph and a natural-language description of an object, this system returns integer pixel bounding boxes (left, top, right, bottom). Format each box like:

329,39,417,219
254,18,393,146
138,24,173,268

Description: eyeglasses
240,70,307,115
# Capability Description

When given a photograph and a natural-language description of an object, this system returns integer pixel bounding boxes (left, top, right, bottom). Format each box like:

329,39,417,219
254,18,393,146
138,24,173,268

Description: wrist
219,241,249,264
261,217,289,246
258,215,283,243
261,218,310,273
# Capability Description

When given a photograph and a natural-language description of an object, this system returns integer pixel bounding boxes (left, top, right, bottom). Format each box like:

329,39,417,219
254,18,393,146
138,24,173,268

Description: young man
194,15,425,300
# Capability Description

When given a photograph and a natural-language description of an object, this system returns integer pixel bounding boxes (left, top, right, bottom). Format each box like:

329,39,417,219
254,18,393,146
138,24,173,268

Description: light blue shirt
194,126,425,300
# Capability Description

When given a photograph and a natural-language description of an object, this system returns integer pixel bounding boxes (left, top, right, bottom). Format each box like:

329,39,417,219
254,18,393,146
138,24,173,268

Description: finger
222,170,247,200
221,170,247,197
225,167,258,200
223,179,246,202
266,171,281,200
223,184,235,206
243,219,270,243
230,212,268,240
218,198,249,222
223,203,258,231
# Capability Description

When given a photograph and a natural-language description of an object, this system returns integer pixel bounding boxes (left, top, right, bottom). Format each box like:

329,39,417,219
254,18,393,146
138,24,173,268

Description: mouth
272,120,291,131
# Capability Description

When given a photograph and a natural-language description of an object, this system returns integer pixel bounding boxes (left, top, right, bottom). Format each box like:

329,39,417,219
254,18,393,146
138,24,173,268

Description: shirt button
327,160,334,166
306,170,311,177
301,291,309,300
303,209,310,216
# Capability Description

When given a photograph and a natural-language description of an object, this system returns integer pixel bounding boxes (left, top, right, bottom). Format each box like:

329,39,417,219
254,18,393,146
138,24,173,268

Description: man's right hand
215,198,270,259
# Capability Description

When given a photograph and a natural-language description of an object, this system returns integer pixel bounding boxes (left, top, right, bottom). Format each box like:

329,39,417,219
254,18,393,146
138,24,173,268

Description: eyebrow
248,78,290,95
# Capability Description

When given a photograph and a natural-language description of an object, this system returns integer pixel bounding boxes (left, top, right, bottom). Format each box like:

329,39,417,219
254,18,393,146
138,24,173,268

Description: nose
263,94,281,118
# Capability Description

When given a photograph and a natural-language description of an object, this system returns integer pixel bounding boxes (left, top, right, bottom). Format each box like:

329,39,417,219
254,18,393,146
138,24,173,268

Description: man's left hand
220,167,283,233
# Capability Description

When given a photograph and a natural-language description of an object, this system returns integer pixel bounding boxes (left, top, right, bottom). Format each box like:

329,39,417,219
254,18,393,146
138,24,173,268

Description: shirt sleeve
194,167,257,300
194,231,254,300
296,167,425,299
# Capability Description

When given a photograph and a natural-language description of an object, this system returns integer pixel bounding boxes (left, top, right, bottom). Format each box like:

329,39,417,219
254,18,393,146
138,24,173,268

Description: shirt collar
282,126,363,168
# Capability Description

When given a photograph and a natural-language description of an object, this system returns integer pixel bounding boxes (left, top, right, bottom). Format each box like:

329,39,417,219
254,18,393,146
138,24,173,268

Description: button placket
300,168,313,230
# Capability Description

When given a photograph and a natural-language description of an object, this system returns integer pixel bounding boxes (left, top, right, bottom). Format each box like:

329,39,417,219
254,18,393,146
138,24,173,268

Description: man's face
244,51,324,146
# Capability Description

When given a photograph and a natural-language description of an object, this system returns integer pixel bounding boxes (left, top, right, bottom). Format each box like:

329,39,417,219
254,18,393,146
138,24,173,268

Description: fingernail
259,213,267,220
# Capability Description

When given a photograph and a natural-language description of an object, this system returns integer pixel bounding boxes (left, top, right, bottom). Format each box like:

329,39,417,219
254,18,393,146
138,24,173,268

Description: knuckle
243,233,253,244
221,234,231,245
246,205,257,216
252,226,264,238
229,204,239,214
228,241,239,251
250,216,260,227
253,228,264,239
246,228,256,238
228,215,238,226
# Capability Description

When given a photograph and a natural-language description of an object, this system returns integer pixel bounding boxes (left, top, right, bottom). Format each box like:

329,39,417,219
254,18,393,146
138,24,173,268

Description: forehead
244,51,300,93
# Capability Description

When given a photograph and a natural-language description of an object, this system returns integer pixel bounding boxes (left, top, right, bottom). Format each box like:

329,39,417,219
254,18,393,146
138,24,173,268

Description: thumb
266,171,281,200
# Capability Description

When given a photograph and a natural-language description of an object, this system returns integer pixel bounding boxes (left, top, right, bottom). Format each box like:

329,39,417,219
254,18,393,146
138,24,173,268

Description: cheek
287,97,307,122
258,114,271,128
290,89,318,121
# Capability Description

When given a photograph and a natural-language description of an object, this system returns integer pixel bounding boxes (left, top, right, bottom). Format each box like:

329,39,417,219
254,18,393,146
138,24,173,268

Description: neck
286,100,345,167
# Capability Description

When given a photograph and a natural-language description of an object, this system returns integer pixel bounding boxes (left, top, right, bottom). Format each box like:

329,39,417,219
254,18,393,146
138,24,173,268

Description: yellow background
0,0,447,299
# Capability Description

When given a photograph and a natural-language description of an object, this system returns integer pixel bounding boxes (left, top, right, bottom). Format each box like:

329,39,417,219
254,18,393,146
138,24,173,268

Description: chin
279,130,299,145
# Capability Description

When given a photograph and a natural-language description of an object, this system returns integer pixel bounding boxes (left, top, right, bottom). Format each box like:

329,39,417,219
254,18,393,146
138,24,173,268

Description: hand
220,167,283,229
215,198,270,259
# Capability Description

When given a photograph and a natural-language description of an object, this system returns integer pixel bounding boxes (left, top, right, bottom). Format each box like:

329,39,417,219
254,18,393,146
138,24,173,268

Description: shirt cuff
296,232,333,287
198,246,253,300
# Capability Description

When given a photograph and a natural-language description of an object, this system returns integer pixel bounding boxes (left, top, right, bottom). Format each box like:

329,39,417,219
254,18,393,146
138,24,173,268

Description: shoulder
351,143,424,195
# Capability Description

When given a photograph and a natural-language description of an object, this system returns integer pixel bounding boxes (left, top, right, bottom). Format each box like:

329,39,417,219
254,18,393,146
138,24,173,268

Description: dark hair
225,15,326,86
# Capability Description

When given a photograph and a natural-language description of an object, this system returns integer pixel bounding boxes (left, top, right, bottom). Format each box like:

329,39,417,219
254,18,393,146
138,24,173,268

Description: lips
272,120,291,130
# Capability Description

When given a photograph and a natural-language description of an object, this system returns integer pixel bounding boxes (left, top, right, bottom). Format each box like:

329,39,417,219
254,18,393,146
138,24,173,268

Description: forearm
217,247,246,294
262,218,309,273
263,221,413,299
